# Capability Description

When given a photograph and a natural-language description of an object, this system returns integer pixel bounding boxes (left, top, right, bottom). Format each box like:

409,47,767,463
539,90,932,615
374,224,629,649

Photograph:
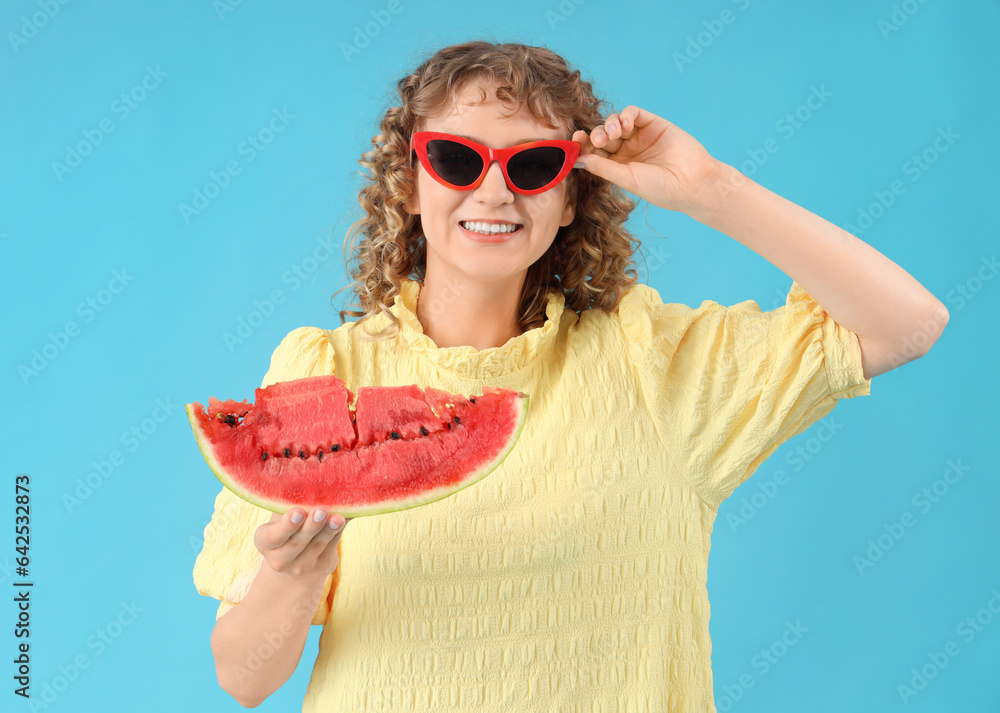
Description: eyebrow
452,133,554,147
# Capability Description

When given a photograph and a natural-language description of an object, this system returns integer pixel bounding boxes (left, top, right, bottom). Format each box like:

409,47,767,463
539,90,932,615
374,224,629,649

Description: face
404,78,577,287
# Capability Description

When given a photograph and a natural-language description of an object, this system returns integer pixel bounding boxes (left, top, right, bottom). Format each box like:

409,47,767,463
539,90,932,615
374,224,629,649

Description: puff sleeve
620,280,872,511
192,327,342,625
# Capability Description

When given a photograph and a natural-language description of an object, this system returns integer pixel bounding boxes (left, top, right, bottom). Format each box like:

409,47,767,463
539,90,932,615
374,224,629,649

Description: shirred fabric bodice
193,277,871,712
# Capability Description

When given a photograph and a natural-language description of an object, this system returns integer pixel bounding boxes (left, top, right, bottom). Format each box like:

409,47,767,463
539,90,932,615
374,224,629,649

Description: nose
472,159,514,203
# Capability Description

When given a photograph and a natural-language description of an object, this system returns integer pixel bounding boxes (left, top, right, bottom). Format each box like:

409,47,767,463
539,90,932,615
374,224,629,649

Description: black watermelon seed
446,422,452,430
317,451,323,461
261,451,268,462
470,398,476,404
390,431,400,440
284,448,291,458
420,426,428,436
454,416,461,425
331,444,340,452
299,450,306,459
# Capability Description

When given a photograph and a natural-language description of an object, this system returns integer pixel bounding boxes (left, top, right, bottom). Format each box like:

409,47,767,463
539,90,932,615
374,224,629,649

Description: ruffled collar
389,278,565,379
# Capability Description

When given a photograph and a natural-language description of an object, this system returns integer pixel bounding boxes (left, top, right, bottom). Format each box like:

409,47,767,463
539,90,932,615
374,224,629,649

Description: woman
194,40,947,711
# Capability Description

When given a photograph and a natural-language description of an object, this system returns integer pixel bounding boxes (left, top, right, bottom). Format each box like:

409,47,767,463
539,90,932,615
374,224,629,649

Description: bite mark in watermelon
186,375,529,517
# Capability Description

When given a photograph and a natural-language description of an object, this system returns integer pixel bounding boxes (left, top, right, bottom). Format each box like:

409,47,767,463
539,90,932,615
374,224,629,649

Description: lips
459,218,522,225
459,221,523,242
459,220,523,231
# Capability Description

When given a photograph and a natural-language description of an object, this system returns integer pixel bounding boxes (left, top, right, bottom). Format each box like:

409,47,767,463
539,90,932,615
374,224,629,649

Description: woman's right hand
254,508,352,581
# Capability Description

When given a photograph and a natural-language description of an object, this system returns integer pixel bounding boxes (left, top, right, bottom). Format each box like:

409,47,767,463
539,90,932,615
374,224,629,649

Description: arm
574,107,949,380
685,162,949,380
211,564,329,707
211,508,348,708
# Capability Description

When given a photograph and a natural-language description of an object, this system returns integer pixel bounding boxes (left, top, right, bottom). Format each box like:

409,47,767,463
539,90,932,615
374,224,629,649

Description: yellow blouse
193,277,871,712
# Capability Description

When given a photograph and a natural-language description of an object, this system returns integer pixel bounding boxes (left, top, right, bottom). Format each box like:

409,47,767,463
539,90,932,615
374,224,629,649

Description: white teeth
461,221,520,235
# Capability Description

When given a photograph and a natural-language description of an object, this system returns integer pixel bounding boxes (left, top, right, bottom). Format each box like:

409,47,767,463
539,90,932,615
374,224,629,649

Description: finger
608,105,657,141
262,507,326,554
618,106,639,138
286,507,335,549
315,513,348,540
589,123,608,147
625,105,673,140
301,510,351,546
591,115,625,154
572,129,609,159
576,154,632,191
572,128,594,152
314,526,347,572
300,512,345,556
299,513,352,569
604,112,621,138
257,508,307,550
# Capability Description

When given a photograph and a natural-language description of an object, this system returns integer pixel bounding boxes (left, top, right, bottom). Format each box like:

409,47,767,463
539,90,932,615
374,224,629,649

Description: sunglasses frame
410,131,581,195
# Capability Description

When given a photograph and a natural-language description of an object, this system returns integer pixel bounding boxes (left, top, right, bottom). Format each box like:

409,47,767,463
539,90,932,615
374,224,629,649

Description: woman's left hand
573,106,725,214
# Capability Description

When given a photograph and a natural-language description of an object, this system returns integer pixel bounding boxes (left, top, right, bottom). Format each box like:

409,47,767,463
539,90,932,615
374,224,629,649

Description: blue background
2,0,997,711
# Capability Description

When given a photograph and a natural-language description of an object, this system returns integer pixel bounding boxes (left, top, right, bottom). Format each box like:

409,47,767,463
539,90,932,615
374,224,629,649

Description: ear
559,174,577,227
404,172,420,216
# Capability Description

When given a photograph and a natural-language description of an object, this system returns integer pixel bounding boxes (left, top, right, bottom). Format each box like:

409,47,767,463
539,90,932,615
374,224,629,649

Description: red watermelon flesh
186,375,529,517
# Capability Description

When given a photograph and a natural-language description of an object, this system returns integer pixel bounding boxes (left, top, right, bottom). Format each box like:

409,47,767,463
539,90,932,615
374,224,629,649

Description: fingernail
291,511,303,524
573,160,585,169
328,518,341,530
314,510,327,522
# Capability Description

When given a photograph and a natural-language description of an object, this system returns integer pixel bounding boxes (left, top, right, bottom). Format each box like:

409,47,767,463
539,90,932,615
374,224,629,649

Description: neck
415,273,525,351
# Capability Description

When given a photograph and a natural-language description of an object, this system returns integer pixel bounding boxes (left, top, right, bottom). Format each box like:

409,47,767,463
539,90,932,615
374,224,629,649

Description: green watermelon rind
187,391,530,518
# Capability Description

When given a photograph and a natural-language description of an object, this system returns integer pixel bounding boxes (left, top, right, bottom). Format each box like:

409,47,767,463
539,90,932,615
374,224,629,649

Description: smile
460,221,522,234
459,221,523,242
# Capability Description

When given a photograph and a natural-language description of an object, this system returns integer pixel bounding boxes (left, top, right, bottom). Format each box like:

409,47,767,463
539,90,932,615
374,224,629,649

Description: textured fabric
193,276,871,712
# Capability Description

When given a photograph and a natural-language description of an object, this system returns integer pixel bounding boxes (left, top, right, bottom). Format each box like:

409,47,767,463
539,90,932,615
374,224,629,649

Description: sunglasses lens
507,146,566,191
426,139,484,186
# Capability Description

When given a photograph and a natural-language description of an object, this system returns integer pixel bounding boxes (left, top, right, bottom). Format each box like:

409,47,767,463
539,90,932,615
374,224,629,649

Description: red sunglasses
410,131,581,195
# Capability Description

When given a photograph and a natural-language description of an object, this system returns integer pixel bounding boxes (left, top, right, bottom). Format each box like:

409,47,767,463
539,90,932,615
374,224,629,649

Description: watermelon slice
186,375,529,517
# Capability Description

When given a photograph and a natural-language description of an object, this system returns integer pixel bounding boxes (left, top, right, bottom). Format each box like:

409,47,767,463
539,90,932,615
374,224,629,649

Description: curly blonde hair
334,40,644,342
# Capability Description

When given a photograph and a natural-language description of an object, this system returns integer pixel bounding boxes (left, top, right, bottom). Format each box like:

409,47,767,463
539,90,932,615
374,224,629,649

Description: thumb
577,152,631,192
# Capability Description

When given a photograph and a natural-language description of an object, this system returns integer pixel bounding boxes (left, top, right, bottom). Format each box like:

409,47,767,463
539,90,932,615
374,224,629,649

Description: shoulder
262,326,341,387
611,282,781,374
615,282,728,345
272,325,336,357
